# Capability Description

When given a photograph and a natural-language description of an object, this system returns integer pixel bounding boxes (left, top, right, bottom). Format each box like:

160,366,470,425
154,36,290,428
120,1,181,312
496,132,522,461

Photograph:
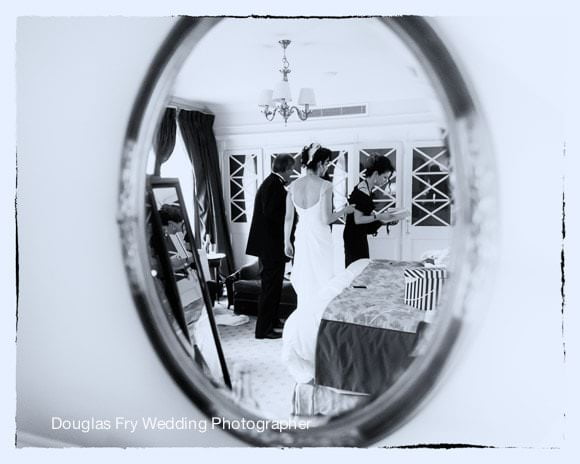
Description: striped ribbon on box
404,267,448,310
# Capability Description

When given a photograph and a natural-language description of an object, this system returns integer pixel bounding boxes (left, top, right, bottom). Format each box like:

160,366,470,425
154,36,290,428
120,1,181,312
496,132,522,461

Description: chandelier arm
293,106,311,121
264,107,277,121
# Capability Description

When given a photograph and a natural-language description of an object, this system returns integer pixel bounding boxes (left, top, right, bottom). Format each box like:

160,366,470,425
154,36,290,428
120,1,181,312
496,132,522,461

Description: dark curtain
178,110,234,274
153,108,177,175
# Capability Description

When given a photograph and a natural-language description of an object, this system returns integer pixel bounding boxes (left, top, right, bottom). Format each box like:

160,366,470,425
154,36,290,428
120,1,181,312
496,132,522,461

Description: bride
283,143,353,305
281,143,354,382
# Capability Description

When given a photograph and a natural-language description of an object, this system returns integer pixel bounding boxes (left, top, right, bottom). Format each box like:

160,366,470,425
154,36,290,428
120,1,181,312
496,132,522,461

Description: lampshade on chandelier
258,40,316,125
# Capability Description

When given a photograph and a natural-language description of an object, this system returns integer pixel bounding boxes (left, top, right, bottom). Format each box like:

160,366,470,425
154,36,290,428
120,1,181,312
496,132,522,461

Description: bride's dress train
282,257,369,383
282,182,338,383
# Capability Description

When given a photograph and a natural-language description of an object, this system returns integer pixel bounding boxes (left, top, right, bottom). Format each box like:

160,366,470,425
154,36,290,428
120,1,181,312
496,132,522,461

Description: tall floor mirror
146,176,231,388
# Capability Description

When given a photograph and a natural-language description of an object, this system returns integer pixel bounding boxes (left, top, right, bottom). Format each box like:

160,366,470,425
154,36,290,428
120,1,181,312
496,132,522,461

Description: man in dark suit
246,154,296,339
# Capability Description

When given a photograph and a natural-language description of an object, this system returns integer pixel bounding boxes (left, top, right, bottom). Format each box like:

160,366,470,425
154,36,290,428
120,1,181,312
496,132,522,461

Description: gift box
404,267,448,310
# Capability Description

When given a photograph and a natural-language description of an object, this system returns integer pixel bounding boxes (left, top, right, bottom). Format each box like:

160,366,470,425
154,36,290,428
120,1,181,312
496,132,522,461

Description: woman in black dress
343,155,401,267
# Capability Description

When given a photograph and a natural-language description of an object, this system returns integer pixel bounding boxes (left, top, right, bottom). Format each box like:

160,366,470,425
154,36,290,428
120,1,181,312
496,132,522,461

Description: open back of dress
289,180,334,307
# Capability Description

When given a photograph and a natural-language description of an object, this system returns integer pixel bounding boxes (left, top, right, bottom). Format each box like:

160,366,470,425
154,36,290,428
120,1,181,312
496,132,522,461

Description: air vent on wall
309,104,368,119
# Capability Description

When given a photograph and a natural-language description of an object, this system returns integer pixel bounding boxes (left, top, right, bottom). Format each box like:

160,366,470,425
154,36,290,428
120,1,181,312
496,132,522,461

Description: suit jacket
246,173,287,263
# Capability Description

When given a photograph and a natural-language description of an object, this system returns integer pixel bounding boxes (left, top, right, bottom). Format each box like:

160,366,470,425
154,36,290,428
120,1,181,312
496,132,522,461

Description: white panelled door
224,148,263,267
222,141,452,268
263,147,302,181
401,142,453,260
355,144,404,261
327,145,350,274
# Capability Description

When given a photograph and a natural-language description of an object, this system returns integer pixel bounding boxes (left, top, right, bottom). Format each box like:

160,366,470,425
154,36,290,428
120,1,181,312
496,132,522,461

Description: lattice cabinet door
327,149,349,225
225,150,263,224
411,145,452,227
224,149,264,267
267,150,302,184
358,147,399,214
401,142,453,260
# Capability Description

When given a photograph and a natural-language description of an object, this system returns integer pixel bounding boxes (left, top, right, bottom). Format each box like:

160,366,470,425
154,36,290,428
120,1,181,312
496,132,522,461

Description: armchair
225,260,297,319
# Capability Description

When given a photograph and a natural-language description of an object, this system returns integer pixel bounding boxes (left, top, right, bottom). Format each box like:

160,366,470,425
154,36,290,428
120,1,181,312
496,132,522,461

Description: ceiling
172,18,440,113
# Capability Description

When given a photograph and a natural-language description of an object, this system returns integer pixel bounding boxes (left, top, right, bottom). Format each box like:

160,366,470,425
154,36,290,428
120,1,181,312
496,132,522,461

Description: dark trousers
255,257,285,338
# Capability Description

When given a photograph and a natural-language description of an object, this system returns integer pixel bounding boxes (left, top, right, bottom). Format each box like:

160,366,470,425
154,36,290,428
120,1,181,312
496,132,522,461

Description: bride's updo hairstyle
364,154,395,177
300,143,332,171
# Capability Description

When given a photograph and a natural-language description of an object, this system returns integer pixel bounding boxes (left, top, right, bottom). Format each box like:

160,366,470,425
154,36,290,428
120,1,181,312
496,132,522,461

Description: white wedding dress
289,181,335,306
282,180,336,382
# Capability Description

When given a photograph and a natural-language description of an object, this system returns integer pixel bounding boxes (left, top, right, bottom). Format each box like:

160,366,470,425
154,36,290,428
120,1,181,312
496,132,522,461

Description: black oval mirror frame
117,16,497,447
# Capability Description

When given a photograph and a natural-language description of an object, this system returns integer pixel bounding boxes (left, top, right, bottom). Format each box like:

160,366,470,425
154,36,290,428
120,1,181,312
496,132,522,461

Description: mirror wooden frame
147,176,232,388
117,16,497,446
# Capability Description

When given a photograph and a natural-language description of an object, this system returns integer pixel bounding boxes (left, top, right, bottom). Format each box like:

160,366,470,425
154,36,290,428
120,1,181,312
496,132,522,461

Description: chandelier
258,40,316,125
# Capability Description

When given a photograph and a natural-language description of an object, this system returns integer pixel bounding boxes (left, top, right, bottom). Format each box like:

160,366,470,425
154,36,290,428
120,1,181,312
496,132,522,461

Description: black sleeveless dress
343,185,383,267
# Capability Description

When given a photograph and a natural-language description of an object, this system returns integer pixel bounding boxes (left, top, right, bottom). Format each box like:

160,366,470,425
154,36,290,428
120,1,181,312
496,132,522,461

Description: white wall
16,17,241,447
384,16,565,446
15,16,565,448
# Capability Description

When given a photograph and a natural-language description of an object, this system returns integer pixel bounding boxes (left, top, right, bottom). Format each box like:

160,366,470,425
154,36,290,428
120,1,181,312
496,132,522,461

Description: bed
282,259,428,415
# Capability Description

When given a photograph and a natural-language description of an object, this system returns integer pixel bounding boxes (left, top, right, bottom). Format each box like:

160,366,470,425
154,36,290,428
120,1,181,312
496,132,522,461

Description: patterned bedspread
315,260,427,395
321,260,424,332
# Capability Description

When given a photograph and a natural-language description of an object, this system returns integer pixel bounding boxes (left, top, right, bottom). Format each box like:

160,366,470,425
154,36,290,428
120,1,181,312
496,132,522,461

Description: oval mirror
118,16,496,446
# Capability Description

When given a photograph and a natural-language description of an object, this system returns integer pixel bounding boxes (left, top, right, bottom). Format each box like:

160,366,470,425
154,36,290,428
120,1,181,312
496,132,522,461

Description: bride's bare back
290,175,330,209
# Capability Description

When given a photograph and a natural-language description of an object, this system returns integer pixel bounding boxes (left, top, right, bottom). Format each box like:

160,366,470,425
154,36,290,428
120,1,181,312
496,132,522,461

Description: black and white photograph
4,2,580,462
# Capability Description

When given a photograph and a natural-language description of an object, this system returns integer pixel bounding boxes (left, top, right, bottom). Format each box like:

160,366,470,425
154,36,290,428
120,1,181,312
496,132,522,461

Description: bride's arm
322,182,354,225
284,190,295,257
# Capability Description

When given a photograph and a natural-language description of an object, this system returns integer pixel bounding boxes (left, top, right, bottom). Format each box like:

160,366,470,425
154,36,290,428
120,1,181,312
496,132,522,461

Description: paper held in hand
387,208,410,220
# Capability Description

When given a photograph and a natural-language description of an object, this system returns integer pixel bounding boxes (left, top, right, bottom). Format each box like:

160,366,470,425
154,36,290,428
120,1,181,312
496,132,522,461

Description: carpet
217,313,295,420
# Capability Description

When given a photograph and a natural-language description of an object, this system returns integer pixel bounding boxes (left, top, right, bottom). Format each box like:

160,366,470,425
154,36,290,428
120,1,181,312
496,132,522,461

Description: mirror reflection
147,178,231,387
145,18,454,422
